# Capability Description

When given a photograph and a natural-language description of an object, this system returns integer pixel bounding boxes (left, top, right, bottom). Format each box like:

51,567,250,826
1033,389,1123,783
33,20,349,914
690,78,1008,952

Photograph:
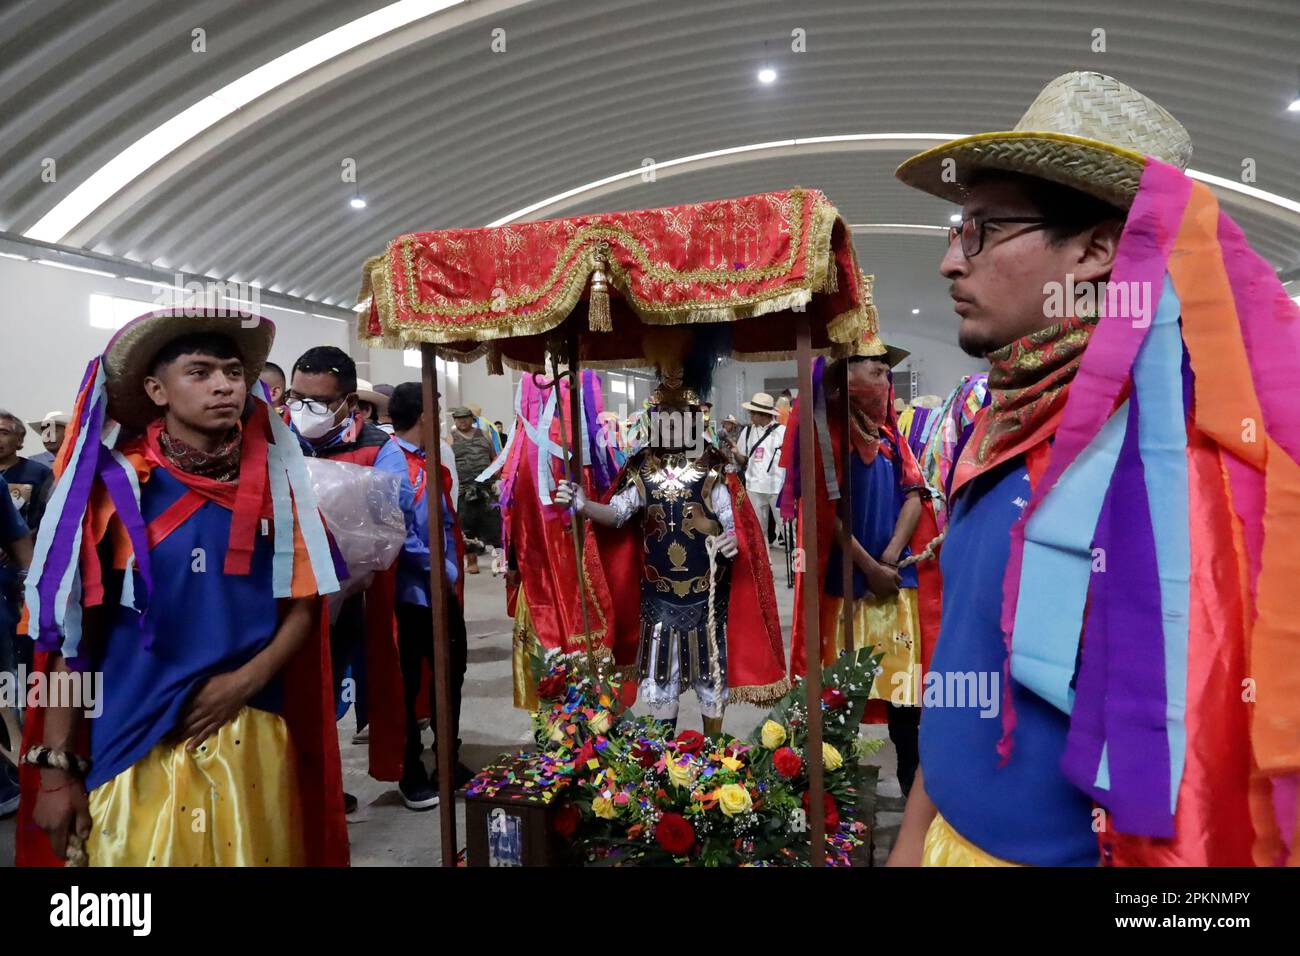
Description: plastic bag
303,457,405,575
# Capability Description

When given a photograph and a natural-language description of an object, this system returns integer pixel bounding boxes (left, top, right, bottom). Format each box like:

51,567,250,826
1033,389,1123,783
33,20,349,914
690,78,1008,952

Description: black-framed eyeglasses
948,216,1053,258
285,395,339,416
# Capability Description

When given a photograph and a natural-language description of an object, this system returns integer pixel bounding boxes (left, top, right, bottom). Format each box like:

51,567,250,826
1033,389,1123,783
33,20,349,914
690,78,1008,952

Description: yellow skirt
922,813,1023,867
820,588,921,705
86,706,304,867
512,590,542,711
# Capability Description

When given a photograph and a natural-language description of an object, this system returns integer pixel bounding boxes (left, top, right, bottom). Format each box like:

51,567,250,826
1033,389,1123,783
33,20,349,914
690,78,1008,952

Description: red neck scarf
950,314,1097,497
140,408,272,575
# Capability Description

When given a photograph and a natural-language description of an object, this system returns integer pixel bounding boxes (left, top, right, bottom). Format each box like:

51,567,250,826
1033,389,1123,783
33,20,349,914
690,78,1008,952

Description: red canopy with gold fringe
357,187,871,369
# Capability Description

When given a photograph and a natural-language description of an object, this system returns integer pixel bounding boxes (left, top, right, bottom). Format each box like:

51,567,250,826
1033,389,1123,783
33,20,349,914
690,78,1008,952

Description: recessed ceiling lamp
758,68,777,84
350,196,368,209
949,213,962,223
911,308,920,314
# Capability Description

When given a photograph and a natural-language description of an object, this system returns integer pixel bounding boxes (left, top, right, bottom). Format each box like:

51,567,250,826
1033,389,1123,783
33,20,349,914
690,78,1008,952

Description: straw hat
895,71,1192,209
742,392,778,414
27,411,71,434
355,378,389,415
103,308,275,431
851,336,911,368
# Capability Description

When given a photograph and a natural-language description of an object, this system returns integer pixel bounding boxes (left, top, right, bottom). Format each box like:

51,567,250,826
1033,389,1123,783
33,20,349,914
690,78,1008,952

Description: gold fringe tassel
729,676,793,706
486,343,504,375
588,244,612,332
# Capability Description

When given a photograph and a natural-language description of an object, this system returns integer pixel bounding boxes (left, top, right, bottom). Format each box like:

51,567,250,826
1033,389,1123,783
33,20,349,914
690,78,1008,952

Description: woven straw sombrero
852,336,910,368
103,308,275,430
895,71,1192,209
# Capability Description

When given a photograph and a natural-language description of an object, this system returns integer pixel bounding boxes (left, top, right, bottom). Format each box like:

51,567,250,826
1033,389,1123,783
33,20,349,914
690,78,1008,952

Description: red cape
594,454,788,704
364,461,463,781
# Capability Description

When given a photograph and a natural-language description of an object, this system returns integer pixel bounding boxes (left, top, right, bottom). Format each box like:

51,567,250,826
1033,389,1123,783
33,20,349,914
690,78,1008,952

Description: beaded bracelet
23,746,92,779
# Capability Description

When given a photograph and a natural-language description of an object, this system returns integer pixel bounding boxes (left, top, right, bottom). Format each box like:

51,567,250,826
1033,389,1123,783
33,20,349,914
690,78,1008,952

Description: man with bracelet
17,308,347,867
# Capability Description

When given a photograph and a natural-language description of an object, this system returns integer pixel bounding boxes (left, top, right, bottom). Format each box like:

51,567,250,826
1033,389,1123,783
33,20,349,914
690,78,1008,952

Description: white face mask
291,403,339,440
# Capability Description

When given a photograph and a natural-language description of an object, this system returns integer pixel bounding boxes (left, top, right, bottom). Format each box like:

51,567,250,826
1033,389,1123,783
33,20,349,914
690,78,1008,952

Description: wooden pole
797,315,826,865
420,344,457,866
839,358,855,654
563,329,597,676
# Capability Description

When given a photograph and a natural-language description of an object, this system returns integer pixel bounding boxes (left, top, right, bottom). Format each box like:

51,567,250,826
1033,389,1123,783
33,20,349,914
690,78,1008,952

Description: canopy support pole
420,344,458,866
797,315,827,865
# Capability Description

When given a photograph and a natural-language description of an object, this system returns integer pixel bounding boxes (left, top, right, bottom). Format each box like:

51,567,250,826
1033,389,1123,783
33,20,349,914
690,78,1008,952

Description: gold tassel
824,257,839,294
487,343,504,375
587,244,611,332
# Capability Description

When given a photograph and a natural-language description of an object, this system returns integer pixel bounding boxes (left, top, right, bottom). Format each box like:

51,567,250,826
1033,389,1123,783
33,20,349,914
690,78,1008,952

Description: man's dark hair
967,169,1125,245
149,332,242,376
388,382,424,433
292,346,356,395
261,361,285,386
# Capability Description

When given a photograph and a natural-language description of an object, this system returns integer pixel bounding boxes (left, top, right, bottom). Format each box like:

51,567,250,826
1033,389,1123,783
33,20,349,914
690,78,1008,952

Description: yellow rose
666,758,694,790
592,795,617,819
717,783,753,817
823,743,843,771
588,710,612,735
760,720,787,750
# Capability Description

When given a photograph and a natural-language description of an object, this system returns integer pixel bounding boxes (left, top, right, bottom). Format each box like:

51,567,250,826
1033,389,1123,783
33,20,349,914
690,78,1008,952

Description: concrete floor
1,541,904,867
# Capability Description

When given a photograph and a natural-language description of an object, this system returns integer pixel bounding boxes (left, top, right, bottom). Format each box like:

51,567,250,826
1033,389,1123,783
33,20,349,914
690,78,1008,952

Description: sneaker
343,791,358,815
398,778,440,810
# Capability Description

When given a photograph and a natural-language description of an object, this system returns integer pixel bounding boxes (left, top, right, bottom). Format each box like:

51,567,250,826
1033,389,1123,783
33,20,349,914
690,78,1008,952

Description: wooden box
462,751,573,867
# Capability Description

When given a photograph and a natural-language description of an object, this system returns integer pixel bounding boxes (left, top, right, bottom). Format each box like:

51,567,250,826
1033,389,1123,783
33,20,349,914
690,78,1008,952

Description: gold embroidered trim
358,189,868,353
729,676,792,705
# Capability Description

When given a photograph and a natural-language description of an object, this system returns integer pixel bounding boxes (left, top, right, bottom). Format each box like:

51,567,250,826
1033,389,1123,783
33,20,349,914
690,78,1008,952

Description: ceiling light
757,68,777,84
1289,97,1300,112
949,213,962,223
911,308,920,315
34,259,118,278
350,196,368,209
0,251,31,261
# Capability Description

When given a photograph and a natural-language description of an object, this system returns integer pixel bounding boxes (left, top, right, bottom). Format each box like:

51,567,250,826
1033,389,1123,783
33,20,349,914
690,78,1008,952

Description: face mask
291,403,340,439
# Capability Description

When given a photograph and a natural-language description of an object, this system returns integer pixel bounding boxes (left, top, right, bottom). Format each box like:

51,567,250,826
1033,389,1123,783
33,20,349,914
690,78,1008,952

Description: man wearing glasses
887,71,1296,869
286,346,394,816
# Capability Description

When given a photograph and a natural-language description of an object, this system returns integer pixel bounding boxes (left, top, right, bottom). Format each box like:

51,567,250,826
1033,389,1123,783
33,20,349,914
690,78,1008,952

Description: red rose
655,812,696,855
553,803,580,839
674,729,706,755
802,791,841,830
773,747,803,779
575,739,597,768
821,687,848,711
537,674,566,699
632,743,659,768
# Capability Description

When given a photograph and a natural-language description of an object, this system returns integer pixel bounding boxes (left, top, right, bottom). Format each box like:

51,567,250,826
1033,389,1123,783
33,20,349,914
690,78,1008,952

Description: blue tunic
824,435,918,598
919,456,1097,866
87,466,285,790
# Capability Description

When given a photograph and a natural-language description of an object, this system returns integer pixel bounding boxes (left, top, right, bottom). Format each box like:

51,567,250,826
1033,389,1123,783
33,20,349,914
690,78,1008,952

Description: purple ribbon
35,387,106,649
1063,392,1173,836
95,443,155,646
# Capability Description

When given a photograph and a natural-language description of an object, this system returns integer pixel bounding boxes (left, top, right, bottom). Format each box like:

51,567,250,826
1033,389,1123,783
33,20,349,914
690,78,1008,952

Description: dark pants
396,595,467,784
330,593,366,703
457,485,501,554
886,702,921,798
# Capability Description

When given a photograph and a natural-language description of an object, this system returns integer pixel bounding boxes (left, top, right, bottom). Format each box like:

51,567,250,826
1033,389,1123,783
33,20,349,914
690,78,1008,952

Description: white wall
0,257,348,458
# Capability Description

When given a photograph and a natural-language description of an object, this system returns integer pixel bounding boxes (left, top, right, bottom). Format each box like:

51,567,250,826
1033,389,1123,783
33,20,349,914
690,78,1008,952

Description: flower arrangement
466,646,884,866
